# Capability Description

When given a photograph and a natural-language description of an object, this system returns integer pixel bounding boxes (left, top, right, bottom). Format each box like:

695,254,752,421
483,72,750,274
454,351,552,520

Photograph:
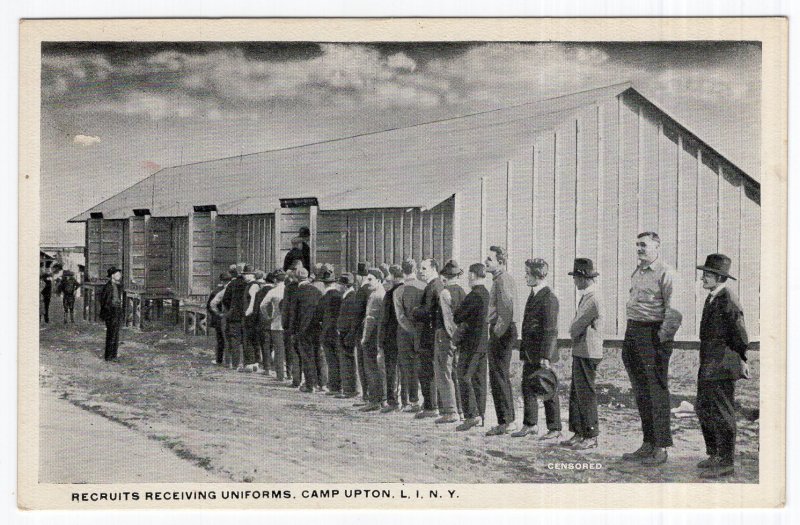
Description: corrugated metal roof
69,82,758,222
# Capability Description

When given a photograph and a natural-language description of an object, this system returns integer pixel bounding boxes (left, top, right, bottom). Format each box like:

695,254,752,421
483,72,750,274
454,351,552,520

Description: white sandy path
38,389,228,483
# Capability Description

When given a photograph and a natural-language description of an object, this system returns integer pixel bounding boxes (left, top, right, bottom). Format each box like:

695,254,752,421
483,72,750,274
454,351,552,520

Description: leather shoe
380,404,401,413
435,413,459,424
560,434,583,447
402,403,422,413
485,424,512,436
699,464,734,479
414,409,439,419
359,402,383,412
456,417,482,431
697,456,723,469
571,436,598,450
511,425,538,438
641,447,668,465
622,442,655,462
539,430,563,442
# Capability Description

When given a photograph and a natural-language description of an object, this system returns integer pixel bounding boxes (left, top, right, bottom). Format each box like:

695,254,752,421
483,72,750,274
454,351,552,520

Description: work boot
641,447,668,466
359,402,384,412
511,425,538,438
699,462,734,479
402,403,422,413
380,404,401,413
622,442,655,462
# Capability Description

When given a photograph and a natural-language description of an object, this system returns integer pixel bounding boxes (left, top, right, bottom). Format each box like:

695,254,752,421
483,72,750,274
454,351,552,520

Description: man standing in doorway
621,232,680,465
99,266,125,361
485,246,518,436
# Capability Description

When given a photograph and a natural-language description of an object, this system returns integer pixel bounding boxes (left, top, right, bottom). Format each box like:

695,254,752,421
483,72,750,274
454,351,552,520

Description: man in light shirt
360,269,387,412
621,232,681,465
261,269,287,380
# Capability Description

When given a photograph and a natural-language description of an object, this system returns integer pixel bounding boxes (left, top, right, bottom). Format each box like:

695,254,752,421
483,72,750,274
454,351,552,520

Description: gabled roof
69,82,758,222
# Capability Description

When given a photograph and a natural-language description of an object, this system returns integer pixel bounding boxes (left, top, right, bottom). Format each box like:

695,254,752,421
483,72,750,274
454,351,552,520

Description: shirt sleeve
211,285,226,314
569,297,599,343
394,286,415,334
724,295,750,360
439,288,458,337
656,267,676,340
494,275,515,336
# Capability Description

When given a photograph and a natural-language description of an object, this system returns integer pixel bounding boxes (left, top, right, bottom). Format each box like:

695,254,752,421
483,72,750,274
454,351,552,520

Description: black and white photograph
19,17,787,510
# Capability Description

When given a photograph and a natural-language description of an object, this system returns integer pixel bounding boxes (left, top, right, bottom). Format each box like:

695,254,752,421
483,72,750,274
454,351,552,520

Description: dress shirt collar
578,283,596,297
708,283,726,300
530,282,547,297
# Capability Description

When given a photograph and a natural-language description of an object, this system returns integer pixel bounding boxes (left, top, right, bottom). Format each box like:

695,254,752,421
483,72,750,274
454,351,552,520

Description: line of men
203,231,750,479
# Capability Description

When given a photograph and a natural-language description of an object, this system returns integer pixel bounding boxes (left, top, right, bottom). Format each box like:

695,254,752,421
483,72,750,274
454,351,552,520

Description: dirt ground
38,299,760,484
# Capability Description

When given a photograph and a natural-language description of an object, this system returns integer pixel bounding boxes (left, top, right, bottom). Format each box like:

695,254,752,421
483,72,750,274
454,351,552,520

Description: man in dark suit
282,267,302,385
695,253,750,479
336,272,360,398
352,265,373,404
318,267,343,395
292,267,325,392
99,266,125,361
512,258,562,441
222,264,250,370
453,263,490,431
381,265,405,412
207,272,231,365
412,258,444,419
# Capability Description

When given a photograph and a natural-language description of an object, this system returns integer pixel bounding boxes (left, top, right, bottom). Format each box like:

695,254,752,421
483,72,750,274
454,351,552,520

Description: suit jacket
292,282,323,339
281,280,300,335
699,287,749,381
453,284,489,355
222,276,249,323
318,287,343,346
99,279,124,321
569,289,603,360
337,289,361,347
412,278,444,350
381,282,403,348
520,286,560,363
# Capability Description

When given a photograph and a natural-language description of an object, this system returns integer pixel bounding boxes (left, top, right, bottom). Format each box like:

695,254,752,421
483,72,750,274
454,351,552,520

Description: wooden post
187,209,194,296
209,210,217,292
273,207,283,269
480,176,488,259
309,205,318,269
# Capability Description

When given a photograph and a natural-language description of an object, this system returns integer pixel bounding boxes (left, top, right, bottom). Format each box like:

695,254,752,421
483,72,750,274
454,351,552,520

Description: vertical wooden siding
279,208,310,267
85,219,124,281
127,216,146,291
237,214,275,272
468,93,760,340
213,215,238,283
170,217,189,296
191,212,213,296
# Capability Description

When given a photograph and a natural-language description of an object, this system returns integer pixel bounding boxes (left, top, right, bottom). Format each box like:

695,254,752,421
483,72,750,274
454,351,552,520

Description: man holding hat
99,266,125,361
561,258,603,450
434,260,467,424
318,266,344,395
513,258,562,441
360,268,388,411
336,272,361,398
694,253,750,479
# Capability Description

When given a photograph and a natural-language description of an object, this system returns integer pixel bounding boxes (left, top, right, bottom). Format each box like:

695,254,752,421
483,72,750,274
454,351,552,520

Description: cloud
386,52,416,71
73,134,101,147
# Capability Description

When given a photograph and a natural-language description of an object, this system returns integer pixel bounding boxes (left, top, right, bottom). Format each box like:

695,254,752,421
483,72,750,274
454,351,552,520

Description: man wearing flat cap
694,253,750,479
99,266,125,361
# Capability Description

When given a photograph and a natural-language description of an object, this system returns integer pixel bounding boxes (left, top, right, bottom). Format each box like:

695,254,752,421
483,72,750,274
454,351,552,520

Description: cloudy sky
40,41,760,245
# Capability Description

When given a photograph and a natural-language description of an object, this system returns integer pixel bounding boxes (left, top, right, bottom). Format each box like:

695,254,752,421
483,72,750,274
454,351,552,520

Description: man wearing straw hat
694,253,750,479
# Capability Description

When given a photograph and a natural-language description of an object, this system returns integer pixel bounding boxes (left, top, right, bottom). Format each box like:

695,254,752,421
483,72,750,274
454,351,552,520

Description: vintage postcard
19,18,787,509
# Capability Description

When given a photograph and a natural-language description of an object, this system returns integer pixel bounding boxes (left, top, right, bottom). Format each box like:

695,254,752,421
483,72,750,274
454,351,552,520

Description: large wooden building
70,83,760,341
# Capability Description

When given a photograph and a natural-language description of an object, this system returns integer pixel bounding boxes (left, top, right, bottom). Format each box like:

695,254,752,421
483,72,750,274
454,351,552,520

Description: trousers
396,328,420,405
622,320,673,448
298,335,327,389
243,316,261,366
458,350,487,420
355,340,369,400
263,329,285,379
337,332,358,395
362,331,387,404
568,356,601,437
696,379,737,463
488,322,517,425
434,329,459,415
322,338,341,393
522,361,562,430
286,332,303,386
383,338,401,407
225,320,244,368
104,307,123,360
417,343,438,412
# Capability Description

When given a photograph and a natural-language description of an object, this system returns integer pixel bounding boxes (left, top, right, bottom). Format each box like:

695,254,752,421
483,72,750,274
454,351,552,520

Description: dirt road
38,300,759,484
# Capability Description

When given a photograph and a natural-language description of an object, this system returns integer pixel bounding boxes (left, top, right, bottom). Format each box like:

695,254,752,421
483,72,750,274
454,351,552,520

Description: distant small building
40,245,86,276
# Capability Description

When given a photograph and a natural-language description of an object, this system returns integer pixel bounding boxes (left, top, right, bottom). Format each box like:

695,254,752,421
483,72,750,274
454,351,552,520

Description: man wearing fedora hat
433,260,467,424
694,253,750,479
99,266,125,361
621,232,680,465
283,232,310,272
318,266,344,395
561,258,603,450
513,258,562,441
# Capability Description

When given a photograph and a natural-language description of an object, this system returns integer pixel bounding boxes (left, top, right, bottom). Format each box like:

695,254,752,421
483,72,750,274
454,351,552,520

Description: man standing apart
360,269,388,412
99,266,124,361
412,258,444,419
453,263,490,431
694,254,749,479
622,232,680,465
485,246,518,436
393,259,425,413
513,258,561,441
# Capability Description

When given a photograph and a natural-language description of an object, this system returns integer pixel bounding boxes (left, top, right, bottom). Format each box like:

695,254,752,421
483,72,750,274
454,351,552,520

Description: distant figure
57,270,79,324
99,266,124,361
694,253,750,479
40,270,53,324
